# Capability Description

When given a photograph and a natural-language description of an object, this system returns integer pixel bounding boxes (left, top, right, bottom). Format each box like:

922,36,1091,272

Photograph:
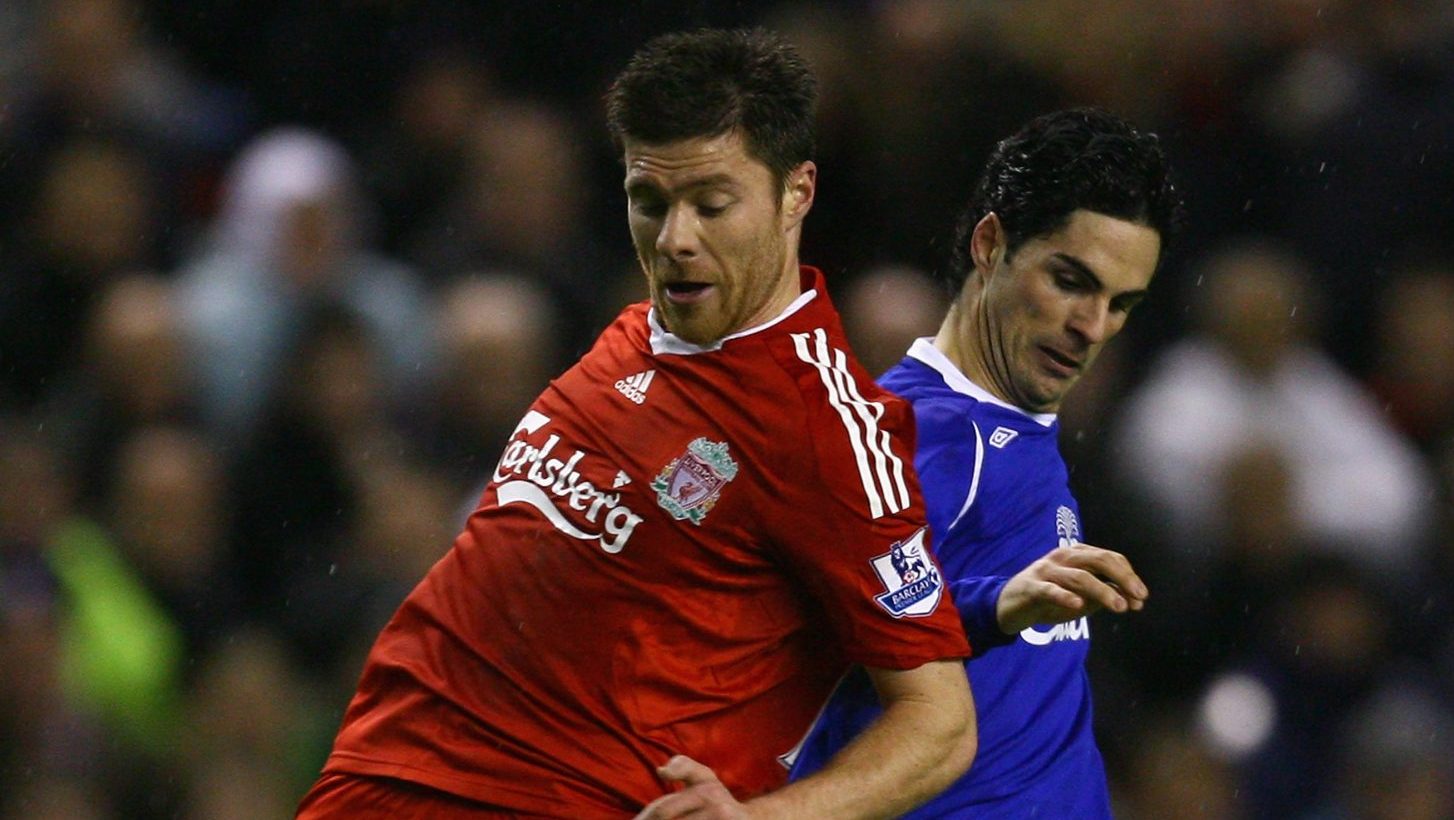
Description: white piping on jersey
791,328,909,520
648,287,819,356
948,421,987,530
776,667,855,771
905,338,1057,427
829,345,911,511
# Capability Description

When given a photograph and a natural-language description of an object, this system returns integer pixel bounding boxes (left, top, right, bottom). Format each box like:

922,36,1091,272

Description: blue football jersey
788,339,1111,819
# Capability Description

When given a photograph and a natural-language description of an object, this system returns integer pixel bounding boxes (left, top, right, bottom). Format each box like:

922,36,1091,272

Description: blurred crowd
3,1,1454,818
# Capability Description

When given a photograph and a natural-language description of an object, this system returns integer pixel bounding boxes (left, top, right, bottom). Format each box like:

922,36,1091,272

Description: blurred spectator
1246,1,1454,368
1192,554,1398,818
358,48,497,255
0,422,70,617
42,273,203,505
181,627,332,818
107,426,240,664
405,99,622,355
0,0,246,254
0,138,160,408
0,425,109,814
1326,681,1454,820
840,1,1066,273
414,274,563,500
0,422,179,817
324,459,459,697
228,304,416,676
177,127,433,442
1111,238,1435,582
1365,258,1454,452
838,263,946,378
1113,711,1241,819
1,775,110,820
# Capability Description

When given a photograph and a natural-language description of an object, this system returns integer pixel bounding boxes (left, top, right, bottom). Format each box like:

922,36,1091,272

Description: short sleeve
764,328,971,669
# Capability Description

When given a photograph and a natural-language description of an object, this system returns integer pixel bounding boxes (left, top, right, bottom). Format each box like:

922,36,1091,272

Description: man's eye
632,199,666,218
698,202,730,218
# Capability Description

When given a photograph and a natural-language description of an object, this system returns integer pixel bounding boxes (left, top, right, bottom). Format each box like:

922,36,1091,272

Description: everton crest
869,527,944,618
652,437,738,525
1056,505,1081,549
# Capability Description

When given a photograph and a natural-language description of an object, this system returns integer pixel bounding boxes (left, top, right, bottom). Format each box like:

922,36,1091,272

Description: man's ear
970,212,1010,279
781,161,816,229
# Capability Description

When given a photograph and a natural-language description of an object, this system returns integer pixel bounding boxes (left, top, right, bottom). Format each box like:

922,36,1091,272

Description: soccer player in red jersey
296,28,975,819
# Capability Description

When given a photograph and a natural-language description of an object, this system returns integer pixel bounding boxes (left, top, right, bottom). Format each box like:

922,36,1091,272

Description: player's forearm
746,664,977,819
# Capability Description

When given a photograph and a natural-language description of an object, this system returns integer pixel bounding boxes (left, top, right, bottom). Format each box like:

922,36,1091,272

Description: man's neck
932,293,1013,407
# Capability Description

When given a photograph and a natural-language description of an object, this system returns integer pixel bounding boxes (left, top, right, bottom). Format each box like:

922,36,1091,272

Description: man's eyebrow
1052,252,1149,302
624,173,740,196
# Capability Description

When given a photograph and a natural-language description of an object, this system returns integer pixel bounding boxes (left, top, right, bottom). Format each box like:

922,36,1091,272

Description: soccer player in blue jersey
790,108,1183,817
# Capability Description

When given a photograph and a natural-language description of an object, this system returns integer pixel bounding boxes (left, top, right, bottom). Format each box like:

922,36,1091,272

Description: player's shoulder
766,322,909,420
600,301,652,346
879,359,982,440
567,301,652,374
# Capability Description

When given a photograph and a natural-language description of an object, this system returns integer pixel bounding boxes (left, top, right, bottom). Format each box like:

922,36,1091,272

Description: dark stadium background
3,1,1453,817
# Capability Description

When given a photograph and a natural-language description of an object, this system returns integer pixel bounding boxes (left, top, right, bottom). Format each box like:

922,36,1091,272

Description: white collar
906,338,1057,427
648,287,818,356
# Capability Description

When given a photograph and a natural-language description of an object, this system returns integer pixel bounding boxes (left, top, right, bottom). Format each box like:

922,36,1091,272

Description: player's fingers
1043,565,1127,613
1032,579,1083,612
658,755,722,788
633,795,674,819
1060,545,1149,601
633,790,707,820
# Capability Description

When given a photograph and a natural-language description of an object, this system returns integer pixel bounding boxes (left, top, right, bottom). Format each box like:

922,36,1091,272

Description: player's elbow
913,674,977,794
940,685,978,782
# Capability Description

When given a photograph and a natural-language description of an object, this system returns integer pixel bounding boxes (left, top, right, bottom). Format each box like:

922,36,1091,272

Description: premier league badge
870,528,944,618
652,437,738,525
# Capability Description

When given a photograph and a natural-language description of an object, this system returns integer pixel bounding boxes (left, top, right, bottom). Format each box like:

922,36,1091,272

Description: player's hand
633,755,754,820
995,542,1148,635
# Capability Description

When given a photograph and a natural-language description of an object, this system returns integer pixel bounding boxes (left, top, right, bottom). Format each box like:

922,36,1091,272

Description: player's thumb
658,754,718,786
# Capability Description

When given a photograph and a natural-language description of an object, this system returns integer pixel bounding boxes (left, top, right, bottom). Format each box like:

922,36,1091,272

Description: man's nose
1069,298,1117,345
656,206,699,260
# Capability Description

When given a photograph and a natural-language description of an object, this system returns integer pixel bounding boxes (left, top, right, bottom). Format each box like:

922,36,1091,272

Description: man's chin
660,312,724,346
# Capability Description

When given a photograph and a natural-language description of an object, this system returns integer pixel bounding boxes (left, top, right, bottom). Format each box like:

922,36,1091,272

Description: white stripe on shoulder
948,420,986,531
791,328,904,519
829,346,910,512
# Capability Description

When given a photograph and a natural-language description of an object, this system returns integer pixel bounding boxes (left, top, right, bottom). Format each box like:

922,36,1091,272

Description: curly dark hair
605,27,817,193
948,108,1184,290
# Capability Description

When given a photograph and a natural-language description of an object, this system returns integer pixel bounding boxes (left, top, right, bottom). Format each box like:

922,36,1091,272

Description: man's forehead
623,133,764,186
1038,211,1161,289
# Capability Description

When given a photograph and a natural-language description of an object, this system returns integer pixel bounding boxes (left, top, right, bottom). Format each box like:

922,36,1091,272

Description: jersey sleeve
765,328,971,670
912,403,1017,653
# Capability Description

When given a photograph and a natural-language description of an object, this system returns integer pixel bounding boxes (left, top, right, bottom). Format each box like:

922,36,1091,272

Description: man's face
623,131,810,345
980,209,1161,413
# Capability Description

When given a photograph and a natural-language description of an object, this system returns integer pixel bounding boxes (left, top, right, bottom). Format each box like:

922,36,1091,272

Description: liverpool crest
652,437,738,525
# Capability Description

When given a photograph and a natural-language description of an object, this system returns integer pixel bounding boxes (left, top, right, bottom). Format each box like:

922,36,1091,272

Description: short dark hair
605,27,816,191
948,108,1184,290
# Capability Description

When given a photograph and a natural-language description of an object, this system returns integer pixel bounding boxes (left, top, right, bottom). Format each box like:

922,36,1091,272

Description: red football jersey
323,267,970,816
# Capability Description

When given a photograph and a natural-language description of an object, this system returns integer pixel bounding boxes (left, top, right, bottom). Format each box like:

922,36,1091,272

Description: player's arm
635,658,976,820
994,542,1149,634
948,543,1148,653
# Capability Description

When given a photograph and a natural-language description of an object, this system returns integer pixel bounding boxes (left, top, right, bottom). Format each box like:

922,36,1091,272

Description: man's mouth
1039,345,1082,375
664,282,714,304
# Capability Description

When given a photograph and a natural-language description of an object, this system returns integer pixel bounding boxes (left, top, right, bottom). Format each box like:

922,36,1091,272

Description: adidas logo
614,369,655,405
